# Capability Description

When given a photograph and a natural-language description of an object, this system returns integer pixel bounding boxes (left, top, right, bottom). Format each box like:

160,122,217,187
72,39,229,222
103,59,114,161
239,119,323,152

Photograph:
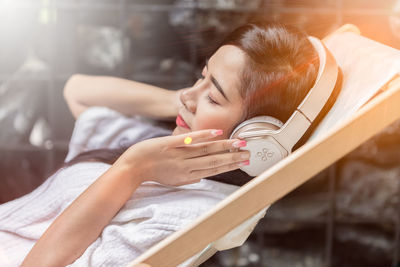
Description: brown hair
222,22,320,124
219,22,341,151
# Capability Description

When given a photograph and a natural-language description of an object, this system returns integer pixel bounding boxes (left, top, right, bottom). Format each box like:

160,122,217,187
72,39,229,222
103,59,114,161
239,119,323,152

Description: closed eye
198,71,219,105
207,95,219,105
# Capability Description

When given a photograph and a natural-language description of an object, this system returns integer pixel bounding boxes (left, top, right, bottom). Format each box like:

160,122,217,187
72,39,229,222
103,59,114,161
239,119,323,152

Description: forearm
22,161,141,267
64,74,179,120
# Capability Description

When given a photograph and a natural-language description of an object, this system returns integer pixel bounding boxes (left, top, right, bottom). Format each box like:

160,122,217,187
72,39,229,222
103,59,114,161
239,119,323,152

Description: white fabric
0,107,239,267
65,107,172,162
310,32,400,140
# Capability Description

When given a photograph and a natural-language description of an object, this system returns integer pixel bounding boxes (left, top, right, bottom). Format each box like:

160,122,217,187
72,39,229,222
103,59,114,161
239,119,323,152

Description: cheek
194,106,235,138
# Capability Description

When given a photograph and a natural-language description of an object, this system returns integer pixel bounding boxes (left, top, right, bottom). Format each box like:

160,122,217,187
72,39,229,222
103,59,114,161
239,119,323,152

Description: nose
180,88,197,114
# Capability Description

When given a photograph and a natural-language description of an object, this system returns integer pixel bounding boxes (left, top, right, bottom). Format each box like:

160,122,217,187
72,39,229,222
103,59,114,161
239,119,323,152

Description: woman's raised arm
63,74,183,120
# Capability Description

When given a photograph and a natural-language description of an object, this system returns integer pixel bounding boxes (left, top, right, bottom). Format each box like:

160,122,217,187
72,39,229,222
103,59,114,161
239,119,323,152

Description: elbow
63,74,83,102
63,74,89,119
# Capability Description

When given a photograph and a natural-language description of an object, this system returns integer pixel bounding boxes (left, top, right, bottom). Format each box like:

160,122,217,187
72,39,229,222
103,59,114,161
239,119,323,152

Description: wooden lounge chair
128,24,400,267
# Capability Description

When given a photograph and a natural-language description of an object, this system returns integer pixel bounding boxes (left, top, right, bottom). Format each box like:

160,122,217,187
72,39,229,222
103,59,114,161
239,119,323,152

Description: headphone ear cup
239,137,285,176
230,116,286,176
230,116,284,139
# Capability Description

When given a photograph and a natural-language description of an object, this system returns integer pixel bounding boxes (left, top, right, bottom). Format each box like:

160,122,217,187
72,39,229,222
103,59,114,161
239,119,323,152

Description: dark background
1,0,400,266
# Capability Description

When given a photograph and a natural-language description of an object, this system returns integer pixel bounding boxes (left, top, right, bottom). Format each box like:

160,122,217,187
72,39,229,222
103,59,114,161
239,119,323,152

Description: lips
176,114,190,129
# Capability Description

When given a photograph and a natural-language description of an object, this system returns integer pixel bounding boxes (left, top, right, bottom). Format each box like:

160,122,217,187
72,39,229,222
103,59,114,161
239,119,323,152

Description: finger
189,161,249,180
187,150,250,170
170,129,224,147
182,139,247,158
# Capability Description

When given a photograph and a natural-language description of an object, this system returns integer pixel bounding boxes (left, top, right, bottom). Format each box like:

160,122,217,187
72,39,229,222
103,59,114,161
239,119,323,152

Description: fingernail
241,152,250,159
238,160,250,167
233,140,247,148
211,129,223,136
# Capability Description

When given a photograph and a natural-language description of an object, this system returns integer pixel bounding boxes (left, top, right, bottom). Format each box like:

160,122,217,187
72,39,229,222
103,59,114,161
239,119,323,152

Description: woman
0,22,321,266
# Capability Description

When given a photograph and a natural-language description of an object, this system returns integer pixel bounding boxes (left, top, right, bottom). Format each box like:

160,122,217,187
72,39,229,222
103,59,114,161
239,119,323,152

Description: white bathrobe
0,107,239,267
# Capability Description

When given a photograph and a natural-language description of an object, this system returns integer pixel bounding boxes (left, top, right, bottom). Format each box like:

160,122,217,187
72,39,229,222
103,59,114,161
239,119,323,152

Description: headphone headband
238,36,339,153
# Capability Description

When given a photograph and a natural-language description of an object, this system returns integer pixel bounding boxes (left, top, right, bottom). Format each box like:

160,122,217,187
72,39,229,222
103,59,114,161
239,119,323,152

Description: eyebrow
206,58,230,103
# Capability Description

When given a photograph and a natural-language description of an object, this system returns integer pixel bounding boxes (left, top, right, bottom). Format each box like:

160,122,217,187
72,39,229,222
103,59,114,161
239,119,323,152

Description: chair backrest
128,25,400,267
309,30,400,141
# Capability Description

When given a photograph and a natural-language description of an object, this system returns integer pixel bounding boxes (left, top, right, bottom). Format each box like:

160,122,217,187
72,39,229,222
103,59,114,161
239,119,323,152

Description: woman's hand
117,129,250,186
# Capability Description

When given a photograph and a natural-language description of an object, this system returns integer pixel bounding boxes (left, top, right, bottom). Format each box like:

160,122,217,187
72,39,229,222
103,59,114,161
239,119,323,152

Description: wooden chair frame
128,24,400,267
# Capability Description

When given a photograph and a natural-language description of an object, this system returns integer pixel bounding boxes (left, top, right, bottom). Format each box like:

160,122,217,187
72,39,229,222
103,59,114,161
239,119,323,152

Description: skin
172,44,246,140
119,44,251,185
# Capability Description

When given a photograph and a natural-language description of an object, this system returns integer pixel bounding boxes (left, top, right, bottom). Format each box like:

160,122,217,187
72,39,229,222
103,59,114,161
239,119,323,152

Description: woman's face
172,45,246,139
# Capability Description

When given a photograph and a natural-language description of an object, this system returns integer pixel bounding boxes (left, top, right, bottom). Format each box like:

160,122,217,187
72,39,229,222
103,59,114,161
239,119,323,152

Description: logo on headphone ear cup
239,137,285,176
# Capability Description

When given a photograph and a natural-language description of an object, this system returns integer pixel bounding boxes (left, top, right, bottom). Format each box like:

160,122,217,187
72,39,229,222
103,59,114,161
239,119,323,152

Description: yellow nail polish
184,136,192,144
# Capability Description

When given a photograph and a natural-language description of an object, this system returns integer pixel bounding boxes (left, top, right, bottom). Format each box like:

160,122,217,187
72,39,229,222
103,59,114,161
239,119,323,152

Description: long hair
64,22,342,185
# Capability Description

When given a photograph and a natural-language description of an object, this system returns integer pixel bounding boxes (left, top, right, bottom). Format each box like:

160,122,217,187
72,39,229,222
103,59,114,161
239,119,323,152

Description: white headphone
229,36,339,176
